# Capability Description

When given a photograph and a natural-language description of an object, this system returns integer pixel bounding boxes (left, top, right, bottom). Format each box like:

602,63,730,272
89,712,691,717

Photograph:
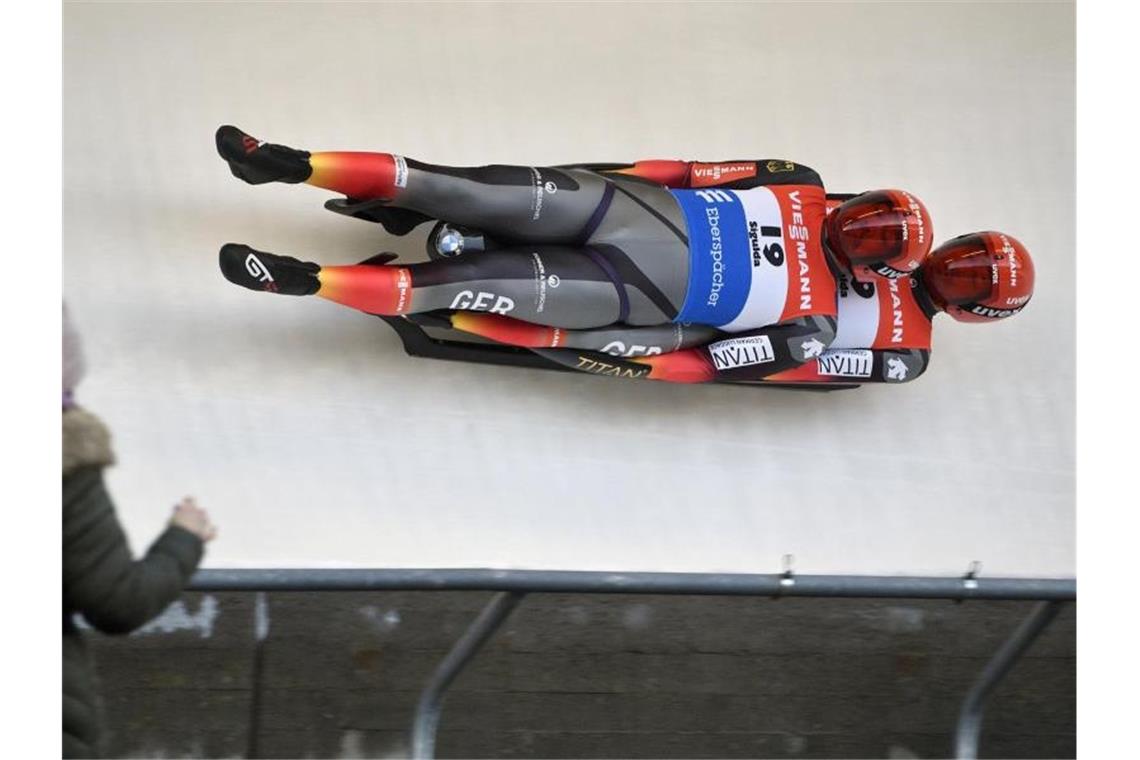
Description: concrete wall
86,592,1075,759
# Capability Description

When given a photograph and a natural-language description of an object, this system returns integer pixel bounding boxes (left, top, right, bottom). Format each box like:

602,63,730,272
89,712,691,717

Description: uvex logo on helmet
824,189,933,282
921,231,1035,323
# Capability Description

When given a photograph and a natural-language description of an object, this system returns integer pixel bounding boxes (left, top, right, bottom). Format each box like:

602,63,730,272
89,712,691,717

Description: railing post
954,600,1066,759
410,591,526,759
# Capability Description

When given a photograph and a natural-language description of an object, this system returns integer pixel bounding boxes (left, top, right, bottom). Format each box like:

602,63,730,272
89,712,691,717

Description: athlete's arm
597,160,691,187
592,159,822,191
692,317,837,381
530,324,833,385
763,347,931,385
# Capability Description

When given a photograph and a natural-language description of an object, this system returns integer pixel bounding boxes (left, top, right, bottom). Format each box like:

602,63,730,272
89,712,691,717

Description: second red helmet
920,232,1035,323
824,189,933,281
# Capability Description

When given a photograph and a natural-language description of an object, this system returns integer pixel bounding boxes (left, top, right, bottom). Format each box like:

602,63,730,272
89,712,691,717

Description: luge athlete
217,125,841,380
215,126,1034,385
452,230,1035,384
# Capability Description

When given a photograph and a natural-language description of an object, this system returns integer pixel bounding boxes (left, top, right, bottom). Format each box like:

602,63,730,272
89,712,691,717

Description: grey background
64,1,1074,576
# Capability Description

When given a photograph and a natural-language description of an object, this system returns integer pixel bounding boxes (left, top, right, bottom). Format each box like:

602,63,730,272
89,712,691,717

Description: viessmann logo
888,277,905,343
787,189,813,312
691,162,757,188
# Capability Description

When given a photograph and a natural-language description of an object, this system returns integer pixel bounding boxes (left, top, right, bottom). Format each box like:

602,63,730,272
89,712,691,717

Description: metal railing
190,568,1075,759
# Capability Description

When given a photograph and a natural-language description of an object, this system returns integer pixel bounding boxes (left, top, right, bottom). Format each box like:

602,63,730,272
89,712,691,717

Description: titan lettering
817,351,872,378
574,357,649,379
708,336,775,369
711,345,772,369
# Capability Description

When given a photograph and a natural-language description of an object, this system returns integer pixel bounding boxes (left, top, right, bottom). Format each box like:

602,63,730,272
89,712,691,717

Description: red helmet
824,189,933,281
921,231,1035,322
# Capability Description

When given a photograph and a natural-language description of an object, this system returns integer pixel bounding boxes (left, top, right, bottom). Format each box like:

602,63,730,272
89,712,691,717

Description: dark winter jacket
63,408,203,758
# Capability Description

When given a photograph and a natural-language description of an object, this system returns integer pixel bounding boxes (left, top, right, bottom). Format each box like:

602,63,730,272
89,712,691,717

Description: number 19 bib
670,185,836,329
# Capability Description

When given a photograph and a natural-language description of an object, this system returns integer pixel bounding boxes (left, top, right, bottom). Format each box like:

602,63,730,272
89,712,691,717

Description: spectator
62,305,217,758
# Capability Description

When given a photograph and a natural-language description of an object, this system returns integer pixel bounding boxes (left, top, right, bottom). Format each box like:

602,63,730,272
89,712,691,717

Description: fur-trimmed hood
63,407,115,475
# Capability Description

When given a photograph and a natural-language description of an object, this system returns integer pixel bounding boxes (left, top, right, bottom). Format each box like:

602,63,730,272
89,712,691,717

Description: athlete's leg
581,177,693,323
219,243,627,329
448,312,719,358
216,125,609,244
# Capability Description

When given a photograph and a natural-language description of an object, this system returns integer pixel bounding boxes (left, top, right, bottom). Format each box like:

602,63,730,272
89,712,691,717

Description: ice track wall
63,2,1075,576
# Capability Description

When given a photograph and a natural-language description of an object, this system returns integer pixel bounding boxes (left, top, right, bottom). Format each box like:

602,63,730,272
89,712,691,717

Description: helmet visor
825,189,931,279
